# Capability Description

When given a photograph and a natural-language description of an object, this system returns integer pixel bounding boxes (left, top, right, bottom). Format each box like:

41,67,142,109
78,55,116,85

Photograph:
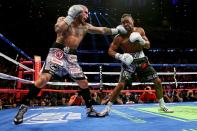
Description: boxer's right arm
108,36,133,66
108,36,121,58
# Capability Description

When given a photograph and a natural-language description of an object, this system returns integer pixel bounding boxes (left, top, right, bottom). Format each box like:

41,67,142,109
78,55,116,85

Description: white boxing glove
111,25,127,35
115,53,133,66
129,32,145,46
64,5,84,25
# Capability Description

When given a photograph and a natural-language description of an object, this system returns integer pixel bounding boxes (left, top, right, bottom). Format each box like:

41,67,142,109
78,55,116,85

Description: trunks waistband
130,51,145,59
133,57,148,64
52,42,77,55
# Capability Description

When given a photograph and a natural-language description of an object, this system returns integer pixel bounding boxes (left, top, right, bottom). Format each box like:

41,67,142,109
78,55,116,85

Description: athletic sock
80,88,92,108
21,85,41,105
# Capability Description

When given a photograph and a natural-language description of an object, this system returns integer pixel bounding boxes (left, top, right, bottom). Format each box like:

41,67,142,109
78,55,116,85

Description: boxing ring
0,103,197,131
0,33,197,131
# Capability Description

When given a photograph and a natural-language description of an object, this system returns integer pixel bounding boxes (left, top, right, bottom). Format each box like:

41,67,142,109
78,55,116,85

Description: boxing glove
115,53,133,66
111,25,127,35
64,5,84,25
129,32,145,46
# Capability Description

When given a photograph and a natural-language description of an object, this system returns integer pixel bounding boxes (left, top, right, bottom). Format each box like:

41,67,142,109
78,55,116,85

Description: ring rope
0,33,33,61
0,72,196,86
2,51,196,76
84,72,197,75
2,52,196,73
0,88,197,94
2,52,197,76
0,72,33,83
0,52,34,72
79,62,197,67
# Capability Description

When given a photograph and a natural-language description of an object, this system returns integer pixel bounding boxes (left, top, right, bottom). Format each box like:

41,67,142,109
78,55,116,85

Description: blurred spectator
101,92,123,105
61,97,67,106
172,90,183,102
138,86,157,103
91,92,100,105
122,92,136,104
184,90,197,102
0,99,2,110
67,92,84,106
41,99,46,106
51,95,58,106
164,90,173,103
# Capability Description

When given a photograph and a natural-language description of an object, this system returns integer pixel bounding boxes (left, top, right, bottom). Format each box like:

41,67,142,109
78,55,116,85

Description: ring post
34,56,41,81
34,55,42,96
99,65,103,90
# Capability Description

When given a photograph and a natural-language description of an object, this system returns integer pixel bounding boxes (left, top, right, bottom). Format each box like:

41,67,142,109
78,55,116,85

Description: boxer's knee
118,82,125,89
153,77,162,85
77,79,89,89
35,73,52,88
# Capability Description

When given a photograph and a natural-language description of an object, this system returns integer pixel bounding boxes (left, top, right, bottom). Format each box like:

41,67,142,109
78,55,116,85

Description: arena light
167,49,175,52
94,12,110,44
171,0,178,5
100,13,112,27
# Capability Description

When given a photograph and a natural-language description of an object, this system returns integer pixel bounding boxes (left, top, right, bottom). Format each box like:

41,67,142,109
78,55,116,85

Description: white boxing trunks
43,48,86,80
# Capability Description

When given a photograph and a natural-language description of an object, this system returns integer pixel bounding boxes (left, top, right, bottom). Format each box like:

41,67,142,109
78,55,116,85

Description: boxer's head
78,5,89,24
121,14,134,32
67,5,89,24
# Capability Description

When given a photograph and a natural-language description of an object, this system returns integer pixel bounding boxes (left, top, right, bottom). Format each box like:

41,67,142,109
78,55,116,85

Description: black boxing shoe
13,104,28,125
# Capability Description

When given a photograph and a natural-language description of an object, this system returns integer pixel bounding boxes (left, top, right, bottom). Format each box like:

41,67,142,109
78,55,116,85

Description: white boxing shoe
159,105,174,113
100,101,112,116
87,107,106,117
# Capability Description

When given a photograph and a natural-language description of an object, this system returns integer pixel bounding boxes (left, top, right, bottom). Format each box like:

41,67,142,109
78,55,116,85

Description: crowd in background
0,85,197,110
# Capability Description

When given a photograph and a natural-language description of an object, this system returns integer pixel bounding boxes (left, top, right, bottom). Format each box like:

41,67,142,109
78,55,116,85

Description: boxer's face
79,7,89,24
121,16,134,32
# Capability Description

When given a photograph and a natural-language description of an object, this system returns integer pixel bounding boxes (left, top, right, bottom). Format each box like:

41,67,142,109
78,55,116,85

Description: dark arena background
0,0,197,131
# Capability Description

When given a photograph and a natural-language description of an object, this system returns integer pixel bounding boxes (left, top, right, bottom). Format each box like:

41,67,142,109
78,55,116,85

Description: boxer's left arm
85,23,126,35
140,28,150,49
108,35,121,57
129,27,150,49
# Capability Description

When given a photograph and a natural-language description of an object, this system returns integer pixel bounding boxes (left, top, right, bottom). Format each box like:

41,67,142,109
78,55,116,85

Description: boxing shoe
86,107,106,117
159,105,174,113
99,101,113,116
13,104,28,125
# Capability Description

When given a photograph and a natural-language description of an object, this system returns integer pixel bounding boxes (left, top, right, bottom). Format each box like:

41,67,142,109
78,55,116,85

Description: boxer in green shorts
101,14,174,116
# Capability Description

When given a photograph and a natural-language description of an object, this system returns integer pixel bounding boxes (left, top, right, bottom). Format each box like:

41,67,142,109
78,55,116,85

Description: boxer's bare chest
63,26,86,48
120,38,143,53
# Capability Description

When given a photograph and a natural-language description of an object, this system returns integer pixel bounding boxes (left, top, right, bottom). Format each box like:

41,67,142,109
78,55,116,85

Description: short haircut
121,13,133,20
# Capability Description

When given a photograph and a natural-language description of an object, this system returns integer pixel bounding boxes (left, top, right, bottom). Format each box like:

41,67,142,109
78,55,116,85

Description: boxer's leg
153,78,174,113
13,49,56,125
67,54,105,117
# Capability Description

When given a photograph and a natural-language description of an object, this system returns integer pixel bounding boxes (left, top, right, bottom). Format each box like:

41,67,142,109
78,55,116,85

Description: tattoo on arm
103,27,112,35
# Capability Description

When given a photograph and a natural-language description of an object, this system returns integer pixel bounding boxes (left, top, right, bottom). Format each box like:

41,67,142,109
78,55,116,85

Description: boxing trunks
119,51,158,83
43,42,86,80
